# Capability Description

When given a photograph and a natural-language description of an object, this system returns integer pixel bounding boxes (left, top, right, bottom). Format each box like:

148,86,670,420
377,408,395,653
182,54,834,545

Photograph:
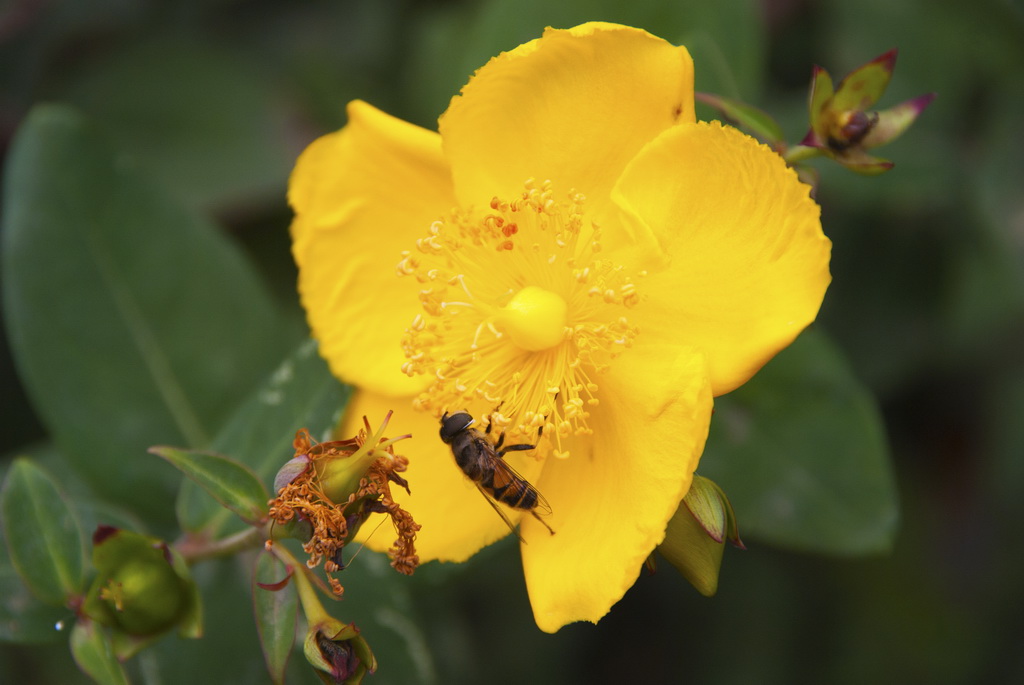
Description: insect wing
475,485,525,543
489,456,552,516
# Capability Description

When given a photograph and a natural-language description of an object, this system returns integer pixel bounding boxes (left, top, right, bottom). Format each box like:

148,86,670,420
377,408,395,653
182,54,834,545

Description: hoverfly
439,411,555,541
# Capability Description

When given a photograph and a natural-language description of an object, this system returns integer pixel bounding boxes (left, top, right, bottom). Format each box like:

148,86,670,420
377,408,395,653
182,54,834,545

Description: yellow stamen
398,180,642,454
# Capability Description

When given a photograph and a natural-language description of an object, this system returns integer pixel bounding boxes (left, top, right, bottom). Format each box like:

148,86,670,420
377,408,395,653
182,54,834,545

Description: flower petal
835,149,895,175
347,390,545,562
861,92,936,149
521,344,713,633
611,121,831,395
806,65,835,146
289,101,455,396
440,22,694,223
831,49,897,113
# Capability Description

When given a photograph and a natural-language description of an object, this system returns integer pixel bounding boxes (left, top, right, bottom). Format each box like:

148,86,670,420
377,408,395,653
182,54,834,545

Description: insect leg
497,442,534,458
529,510,556,536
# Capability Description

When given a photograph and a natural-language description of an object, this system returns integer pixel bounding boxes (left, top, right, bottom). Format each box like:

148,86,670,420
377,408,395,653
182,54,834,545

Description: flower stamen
398,180,642,455
268,414,420,594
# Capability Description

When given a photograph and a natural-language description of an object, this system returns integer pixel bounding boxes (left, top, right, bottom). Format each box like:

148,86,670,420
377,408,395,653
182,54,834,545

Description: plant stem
178,526,264,564
270,543,331,624
784,144,824,165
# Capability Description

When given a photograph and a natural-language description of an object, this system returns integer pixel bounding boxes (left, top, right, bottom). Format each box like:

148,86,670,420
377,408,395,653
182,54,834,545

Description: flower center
496,286,568,351
397,180,642,456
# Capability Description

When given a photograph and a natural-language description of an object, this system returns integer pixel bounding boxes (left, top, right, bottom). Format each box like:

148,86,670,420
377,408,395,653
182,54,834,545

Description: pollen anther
398,180,643,455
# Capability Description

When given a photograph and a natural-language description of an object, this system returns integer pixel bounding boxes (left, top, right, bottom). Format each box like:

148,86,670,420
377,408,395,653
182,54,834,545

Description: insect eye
439,411,475,442
439,412,464,442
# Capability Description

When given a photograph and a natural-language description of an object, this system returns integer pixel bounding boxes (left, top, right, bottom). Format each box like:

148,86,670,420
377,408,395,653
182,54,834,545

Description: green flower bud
657,476,743,597
304,616,377,685
81,526,201,639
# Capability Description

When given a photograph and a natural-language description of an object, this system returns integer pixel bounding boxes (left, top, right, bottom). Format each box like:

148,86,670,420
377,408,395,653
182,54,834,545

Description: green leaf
0,458,85,605
253,552,298,685
694,93,784,144
176,340,350,533
0,563,69,644
150,448,269,525
145,557,280,684
1,105,294,520
70,619,131,685
61,36,293,210
700,328,899,554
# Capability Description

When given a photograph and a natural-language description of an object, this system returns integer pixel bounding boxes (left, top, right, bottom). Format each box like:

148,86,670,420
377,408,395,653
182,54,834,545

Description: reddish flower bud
799,49,934,174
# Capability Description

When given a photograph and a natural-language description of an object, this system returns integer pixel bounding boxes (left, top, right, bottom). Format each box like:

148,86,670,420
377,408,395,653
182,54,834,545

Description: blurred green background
2,0,1022,683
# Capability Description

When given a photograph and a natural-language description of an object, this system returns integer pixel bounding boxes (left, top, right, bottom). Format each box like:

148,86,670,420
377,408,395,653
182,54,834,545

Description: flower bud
81,526,201,638
657,476,743,596
304,616,377,684
799,49,934,174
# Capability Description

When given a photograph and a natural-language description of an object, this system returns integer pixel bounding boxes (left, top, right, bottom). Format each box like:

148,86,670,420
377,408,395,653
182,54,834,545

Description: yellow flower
289,22,831,632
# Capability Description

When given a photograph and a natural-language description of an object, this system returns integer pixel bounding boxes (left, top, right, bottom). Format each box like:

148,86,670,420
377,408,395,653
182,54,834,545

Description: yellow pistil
497,286,568,351
397,179,642,454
